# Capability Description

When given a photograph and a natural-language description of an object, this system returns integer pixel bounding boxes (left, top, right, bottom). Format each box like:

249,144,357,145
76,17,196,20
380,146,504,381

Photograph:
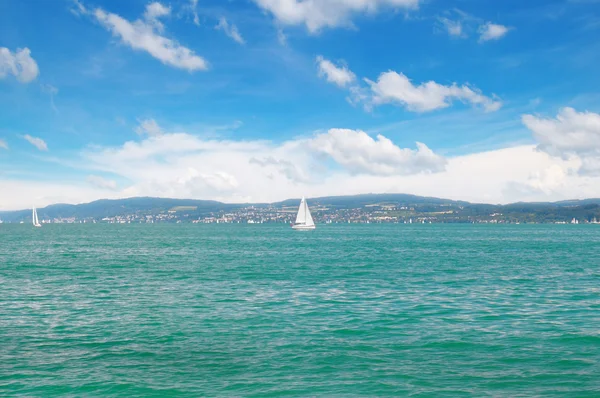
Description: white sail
304,199,315,227
32,207,41,227
295,197,307,224
292,196,315,230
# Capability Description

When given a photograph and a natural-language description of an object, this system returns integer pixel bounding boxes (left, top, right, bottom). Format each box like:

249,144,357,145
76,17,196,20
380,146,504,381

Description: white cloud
87,175,118,190
478,22,510,42
70,0,88,16
144,2,170,20
436,10,509,43
438,17,465,38
364,71,502,112
190,0,200,26
10,112,600,210
135,118,164,137
0,139,8,150
92,3,208,71
4,141,598,210
41,84,59,112
143,2,171,31
23,135,48,151
0,47,39,83
41,83,58,95
215,17,245,44
504,164,570,199
249,156,310,183
310,129,446,175
529,97,542,107
0,180,117,211
253,0,420,33
277,27,287,45
76,127,445,201
175,170,240,196
82,133,270,199
523,107,600,175
316,56,356,88
316,57,501,113
347,85,370,108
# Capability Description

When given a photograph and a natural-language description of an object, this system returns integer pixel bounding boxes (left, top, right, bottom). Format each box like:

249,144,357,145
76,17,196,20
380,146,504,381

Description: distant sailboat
291,197,315,230
32,207,41,228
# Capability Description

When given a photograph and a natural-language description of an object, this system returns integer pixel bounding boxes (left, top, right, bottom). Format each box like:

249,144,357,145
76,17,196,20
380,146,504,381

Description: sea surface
1,224,600,396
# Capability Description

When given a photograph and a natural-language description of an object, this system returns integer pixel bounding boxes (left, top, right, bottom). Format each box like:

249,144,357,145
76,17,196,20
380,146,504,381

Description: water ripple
1,224,600,396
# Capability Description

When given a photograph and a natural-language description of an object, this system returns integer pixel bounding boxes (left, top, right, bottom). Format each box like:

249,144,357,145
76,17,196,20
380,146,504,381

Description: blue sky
1,0,600,209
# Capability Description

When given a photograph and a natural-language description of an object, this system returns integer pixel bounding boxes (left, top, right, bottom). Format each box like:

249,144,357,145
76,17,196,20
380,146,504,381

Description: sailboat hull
292,224,316,230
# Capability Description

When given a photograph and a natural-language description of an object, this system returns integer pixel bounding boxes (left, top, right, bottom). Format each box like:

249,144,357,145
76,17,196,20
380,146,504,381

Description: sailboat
291,196,316,230
32,207,41,228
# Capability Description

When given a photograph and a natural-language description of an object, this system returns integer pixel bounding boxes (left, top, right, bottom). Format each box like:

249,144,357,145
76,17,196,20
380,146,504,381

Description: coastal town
2,201,600,225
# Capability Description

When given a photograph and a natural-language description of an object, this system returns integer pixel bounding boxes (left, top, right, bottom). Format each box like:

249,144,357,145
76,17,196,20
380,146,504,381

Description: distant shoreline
1,194,600,225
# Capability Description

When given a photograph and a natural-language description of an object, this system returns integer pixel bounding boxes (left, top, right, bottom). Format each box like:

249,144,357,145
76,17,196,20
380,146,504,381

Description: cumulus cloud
253,0,420,33
315,57,500,113
92,2,208,71
6,126,600,211
82,133,272,199
364,71,502,112
135,118,164,137
310,129,446,175
23,135,48,151
215,17,245,44
0,47,39,83
176,170,240,196
250,156,310,183
0,139,8,150
478,22,510,42
523,107,600,175
9,112,600,210
75,126,446,202
316,56,356,88
87,175,118,190
503,164,569,199
5,141,596,210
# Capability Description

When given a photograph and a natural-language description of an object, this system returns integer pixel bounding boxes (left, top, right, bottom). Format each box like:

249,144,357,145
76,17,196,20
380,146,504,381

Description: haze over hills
2,194,600,224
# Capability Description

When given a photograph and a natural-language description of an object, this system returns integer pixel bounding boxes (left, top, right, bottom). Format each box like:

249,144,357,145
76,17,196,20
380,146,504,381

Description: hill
0,197,245,223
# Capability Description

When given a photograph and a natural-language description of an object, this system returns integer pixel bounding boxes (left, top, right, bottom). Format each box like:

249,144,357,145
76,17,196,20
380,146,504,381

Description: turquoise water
1,224,600,396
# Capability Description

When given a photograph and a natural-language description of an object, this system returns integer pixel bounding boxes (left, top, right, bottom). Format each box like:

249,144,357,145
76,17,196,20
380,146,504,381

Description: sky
1,0,600,210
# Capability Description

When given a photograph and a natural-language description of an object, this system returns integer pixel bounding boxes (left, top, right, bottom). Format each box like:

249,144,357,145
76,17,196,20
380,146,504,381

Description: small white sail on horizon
32,207,41,228
292,197,315,230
